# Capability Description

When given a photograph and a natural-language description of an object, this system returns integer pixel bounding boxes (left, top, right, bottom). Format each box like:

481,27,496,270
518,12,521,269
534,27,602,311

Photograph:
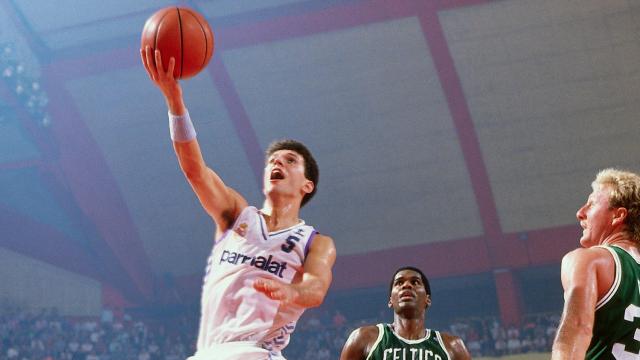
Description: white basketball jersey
196,206,317,354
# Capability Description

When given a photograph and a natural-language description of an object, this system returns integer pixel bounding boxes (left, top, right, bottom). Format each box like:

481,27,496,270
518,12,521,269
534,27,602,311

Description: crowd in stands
0,305,559,359
445,313,560,358
0,306,195,360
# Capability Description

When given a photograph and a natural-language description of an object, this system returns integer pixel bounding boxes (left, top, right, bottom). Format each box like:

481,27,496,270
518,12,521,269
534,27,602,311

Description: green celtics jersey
587,245,640,359
366,323,450,360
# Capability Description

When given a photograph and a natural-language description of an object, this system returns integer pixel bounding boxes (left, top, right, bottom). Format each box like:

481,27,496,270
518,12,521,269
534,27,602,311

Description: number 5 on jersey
281,235,300,253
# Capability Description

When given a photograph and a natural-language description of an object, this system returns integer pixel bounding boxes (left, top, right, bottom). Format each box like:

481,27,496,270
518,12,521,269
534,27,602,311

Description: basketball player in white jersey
141,47,336,360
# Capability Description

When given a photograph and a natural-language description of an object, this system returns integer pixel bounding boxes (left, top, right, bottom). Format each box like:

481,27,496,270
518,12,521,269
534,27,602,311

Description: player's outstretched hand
140,46,183,106
254,278,299,305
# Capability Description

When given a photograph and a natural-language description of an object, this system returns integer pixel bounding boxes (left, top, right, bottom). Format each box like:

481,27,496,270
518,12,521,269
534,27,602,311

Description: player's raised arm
141,46,247,231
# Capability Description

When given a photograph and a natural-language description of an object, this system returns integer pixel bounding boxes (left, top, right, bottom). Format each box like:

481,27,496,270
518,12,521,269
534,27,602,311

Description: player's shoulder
349,324,381,344
560,246,617,288
438,330,459,340
562,246,614,266
439,331,462,345
439,331,471,360
309,233,336,253
314,233,334,245
342,325,381,360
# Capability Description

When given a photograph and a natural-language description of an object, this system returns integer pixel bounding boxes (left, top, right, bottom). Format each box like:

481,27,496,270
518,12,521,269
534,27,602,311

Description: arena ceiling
2,0,639,304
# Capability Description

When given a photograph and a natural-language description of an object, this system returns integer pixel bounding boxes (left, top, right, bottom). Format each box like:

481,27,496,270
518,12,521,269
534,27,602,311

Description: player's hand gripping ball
141,7,214,79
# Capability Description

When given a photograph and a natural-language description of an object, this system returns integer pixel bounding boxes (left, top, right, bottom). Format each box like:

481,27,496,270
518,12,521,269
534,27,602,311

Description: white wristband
169,111,197,142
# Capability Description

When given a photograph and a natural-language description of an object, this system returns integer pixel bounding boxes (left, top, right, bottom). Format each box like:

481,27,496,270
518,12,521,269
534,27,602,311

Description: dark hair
389,266,431,298
265,139,319,207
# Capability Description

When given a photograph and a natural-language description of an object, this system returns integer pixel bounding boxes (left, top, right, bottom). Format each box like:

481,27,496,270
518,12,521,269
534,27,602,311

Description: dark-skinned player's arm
552,247,611,360
141,46,247,234
339,325,380,360
254,234,336,307
441,333,471,360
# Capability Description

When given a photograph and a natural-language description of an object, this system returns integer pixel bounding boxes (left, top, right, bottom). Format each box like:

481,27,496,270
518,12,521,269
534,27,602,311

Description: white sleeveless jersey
196,206,318,354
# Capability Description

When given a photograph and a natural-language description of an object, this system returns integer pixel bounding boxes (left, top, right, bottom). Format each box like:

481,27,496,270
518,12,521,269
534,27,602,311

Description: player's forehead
393,270,422,283
588,184,611,201
267,149,303,160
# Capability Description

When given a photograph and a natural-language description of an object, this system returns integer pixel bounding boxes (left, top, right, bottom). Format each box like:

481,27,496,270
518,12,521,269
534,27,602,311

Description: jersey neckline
386,324,431,344
256,208,306,237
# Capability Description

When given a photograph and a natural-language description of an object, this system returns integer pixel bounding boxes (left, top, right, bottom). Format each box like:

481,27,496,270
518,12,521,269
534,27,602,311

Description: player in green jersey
552,168,640,359
339,266,471,360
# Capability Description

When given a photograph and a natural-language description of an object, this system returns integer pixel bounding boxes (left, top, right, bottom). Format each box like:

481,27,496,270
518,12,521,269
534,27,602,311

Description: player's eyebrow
394,275,421,283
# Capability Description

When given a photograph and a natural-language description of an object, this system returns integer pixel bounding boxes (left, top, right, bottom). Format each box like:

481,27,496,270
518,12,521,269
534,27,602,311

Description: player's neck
602,232,640,258
602,232,636,248
392,316,426,340
260,201,301,232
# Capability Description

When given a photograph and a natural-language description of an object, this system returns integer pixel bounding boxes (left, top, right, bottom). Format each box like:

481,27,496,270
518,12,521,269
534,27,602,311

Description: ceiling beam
40,68,155,302
0,202,100,280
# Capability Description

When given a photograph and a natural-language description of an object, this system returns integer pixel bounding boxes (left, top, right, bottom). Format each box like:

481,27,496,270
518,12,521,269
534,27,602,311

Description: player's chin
396,299,416,307
578,235,594,248
263,183,280,194
264,185,295,198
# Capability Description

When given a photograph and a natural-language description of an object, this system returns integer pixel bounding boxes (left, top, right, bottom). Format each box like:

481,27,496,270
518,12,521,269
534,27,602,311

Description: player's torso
367,324,451,360
198,206,317,346
587,245,640,360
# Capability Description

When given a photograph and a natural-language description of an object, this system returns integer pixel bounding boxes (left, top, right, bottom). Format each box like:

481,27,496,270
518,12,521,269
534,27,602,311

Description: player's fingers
166,57,176,79
140,48,154,80
269,288,286,300
253,278,271,292
144,46,157,80
139,48,146,67
155,49,166,78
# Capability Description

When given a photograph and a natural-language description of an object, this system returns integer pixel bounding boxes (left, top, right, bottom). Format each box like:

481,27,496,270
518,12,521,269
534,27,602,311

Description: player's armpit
441,333,471,360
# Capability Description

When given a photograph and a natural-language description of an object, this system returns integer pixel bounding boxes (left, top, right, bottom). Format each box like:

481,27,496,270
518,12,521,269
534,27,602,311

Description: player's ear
612,207,627,227
425,294,432,309
388,297,393,309
302,179,314,194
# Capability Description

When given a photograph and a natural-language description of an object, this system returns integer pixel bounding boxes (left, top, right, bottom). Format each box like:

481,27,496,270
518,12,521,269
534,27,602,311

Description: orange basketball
141,7,214,79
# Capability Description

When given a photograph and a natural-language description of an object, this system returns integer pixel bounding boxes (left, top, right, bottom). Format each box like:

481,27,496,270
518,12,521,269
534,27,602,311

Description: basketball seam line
196,14,209,70
177,7,184,78
153,11,171,62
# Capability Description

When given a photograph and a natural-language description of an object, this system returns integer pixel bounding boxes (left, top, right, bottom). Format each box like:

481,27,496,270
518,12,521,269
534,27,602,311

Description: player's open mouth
399,291,414,301
270,169,285,180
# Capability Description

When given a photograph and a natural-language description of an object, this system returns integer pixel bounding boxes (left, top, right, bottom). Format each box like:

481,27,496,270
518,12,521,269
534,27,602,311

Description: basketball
141,7,214,79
